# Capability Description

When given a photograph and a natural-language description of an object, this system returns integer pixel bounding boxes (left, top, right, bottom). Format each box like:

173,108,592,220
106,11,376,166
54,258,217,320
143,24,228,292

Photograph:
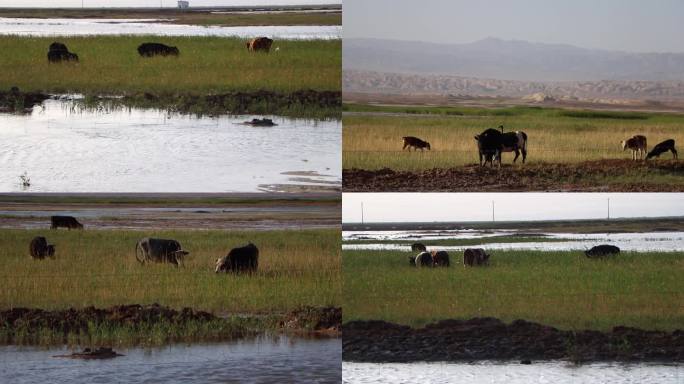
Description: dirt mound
343,159,684,192
0,88,50,113
0,304,215,335
343,317,684,363
280,306,342,332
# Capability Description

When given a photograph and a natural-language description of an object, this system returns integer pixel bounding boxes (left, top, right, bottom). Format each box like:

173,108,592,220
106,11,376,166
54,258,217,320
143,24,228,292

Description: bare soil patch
343,159,684,192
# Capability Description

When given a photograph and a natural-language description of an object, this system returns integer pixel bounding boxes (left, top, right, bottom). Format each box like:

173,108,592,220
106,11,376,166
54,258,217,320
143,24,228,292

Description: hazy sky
343,193,684,223
0,1,336,7
344,0,684,53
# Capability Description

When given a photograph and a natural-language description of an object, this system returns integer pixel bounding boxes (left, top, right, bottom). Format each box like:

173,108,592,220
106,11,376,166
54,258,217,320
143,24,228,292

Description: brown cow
411,243,427,252
646,139,678,160
621,135,647,160
463,248,490,267
50,216,84,230
246,37,274,53
402,136,431,151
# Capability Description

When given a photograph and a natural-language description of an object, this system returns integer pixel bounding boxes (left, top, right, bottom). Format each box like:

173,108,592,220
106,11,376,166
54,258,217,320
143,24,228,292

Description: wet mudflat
0,99,340,193
0,336,341,384
343,360,683,384
343,159,684,192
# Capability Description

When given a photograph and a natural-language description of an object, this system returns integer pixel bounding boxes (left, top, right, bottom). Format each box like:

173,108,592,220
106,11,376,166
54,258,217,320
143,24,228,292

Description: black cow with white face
474,125,528,167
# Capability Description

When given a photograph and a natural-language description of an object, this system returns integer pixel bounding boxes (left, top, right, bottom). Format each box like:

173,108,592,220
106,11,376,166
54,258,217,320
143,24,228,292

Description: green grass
343,249,684,331
0,228,340,313
343,104,684,171
0,36,341,95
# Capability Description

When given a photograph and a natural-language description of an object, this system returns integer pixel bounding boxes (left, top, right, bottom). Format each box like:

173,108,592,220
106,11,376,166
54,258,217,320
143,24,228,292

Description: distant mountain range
344,37,684,82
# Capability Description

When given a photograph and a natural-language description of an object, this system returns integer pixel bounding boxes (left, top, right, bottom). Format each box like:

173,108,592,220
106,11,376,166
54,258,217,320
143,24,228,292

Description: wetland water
0,336,341,383
0,18,341,39
0,99,340,192
343,361,683,384
342,230,684,252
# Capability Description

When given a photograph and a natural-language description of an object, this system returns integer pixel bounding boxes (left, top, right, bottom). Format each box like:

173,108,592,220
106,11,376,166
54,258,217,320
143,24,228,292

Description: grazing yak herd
403,125,678,167
45,36,276,63
30,216,259,274
405,242,620,268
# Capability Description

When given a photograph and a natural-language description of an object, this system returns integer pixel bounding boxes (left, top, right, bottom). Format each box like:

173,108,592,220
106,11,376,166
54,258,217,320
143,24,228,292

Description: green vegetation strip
0,228,340,313
343,104,684,170
0,36,341,117
343,250,684,331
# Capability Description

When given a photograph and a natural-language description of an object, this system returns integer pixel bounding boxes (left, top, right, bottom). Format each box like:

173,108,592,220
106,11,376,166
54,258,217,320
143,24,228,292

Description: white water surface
0,99,340,192
0,17,340,39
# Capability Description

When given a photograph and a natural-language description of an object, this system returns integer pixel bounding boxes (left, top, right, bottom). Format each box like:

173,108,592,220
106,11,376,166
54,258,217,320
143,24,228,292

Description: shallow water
343,361,684,384
0,17,341,39
0,99,340,192
342,231,684,252
0,336,341,383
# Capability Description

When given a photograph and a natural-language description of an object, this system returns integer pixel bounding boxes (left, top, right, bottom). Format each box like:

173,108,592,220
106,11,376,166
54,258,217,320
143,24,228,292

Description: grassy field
0,8,341,26
0,36,340,95
0,228,340,313
343,105,684,171
343,249,684,331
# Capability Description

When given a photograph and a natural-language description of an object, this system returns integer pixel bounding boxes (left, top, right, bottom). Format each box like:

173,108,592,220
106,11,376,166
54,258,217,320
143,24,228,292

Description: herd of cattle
46,37,275,63
406,242,621,267
29,216,259,274
402,126,678,167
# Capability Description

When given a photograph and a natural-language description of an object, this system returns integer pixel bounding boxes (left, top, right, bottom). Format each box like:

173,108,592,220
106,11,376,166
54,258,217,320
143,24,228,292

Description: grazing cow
621,135,647,160
412,251,433,267
645,139,678,160
474,126,527,167
135,238,188,266
50,216,84,230
137,43,179,57
215,243,259,273
402,136,431,151
431,250,450,267
585,245,620,258
47,42,79,63
246,37,274,53
463,248,490,266
29,236,55,260
411,242,427,252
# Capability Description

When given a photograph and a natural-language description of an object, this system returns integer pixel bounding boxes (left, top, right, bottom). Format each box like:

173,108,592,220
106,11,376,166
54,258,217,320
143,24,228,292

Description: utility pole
361,202,364,224
492,200,495,222
607,198,610,220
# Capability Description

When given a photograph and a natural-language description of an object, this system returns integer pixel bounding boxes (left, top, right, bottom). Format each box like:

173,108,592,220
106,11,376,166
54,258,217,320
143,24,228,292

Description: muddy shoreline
0,90,341,118
343,159,684,192
0,304,341,345
343,318,684,363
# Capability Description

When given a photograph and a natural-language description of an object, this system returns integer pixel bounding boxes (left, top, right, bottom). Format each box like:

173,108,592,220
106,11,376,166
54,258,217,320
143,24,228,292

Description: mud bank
343,318,684,363
0,89,49,113
0,304,341,345
0,90,341,118
343,159,684,192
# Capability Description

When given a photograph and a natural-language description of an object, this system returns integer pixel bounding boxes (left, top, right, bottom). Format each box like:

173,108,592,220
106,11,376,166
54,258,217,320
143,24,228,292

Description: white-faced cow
474,125,527,167
584,245,620,258
411,251,433,267
135,238,189,267
215,243,259,274
463,248,490,266
645,139,678,160
621,135,647,160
